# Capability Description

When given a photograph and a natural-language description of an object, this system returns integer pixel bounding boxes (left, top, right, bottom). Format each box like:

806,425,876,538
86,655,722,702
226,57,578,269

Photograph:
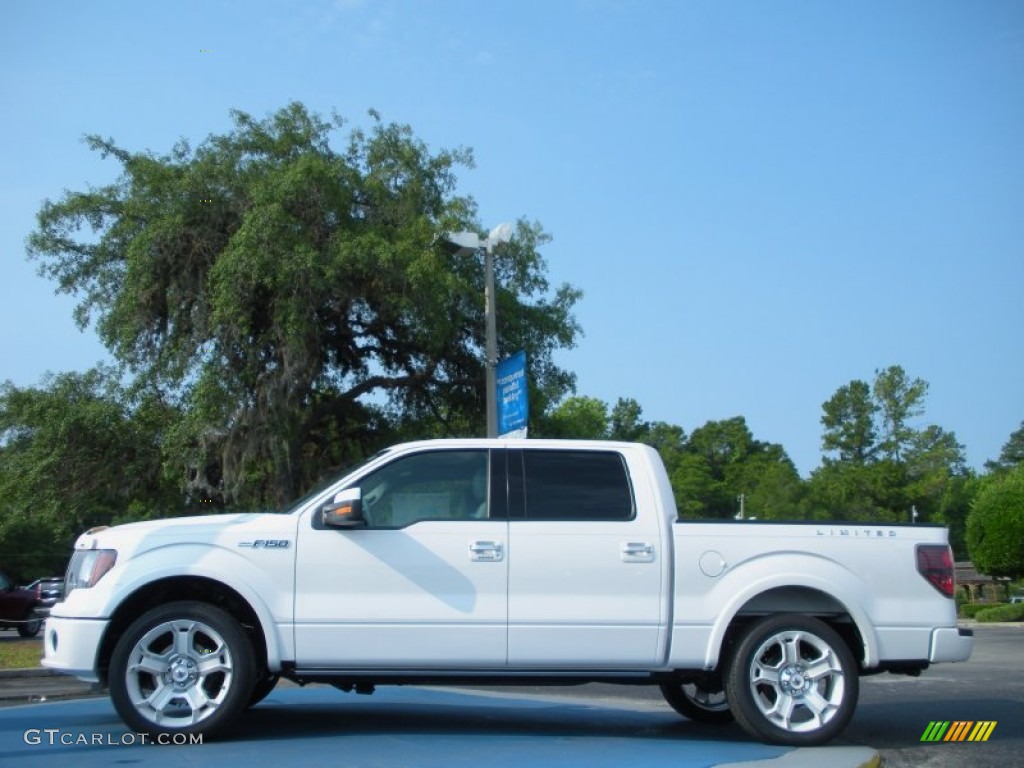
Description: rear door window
521,450,634,521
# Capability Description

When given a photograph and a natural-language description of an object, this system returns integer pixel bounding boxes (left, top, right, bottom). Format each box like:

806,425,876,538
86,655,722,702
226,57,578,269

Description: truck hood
74,512,295,557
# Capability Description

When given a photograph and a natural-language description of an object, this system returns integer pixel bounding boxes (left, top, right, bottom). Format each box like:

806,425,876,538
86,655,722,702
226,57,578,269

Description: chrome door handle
469,541,504,562
621,542,655,562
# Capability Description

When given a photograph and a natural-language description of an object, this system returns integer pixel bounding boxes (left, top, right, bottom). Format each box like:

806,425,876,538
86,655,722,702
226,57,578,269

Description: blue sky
1,0,1021,477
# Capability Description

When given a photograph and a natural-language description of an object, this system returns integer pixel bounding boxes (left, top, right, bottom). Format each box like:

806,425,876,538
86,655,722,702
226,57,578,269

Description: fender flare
99,544,288,671
695,553,880,670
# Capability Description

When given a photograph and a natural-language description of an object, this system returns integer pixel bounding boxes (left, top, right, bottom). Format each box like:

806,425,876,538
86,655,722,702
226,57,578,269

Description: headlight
65,549,118,597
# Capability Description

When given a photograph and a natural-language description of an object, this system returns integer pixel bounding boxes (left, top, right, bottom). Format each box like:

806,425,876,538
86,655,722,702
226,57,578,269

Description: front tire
660,680,733,724
248,673,280,707
724,614,859,746
109,601,256,738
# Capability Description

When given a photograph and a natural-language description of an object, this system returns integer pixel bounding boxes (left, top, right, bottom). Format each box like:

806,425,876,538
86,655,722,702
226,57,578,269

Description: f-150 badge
238,540,291,549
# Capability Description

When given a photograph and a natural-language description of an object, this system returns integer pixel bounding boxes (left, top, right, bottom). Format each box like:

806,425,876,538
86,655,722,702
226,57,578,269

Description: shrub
975,603,1024,623
966,466,1024,578
958,603,994,619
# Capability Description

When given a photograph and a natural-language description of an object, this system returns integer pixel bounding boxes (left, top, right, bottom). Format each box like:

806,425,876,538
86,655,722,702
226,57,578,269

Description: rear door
506,447,665,667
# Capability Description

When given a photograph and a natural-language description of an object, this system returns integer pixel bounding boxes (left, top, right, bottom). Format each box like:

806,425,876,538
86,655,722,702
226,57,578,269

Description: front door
294,448,508,668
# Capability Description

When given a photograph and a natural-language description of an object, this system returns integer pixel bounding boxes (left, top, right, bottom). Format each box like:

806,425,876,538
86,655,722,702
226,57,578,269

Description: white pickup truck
43,438,972,745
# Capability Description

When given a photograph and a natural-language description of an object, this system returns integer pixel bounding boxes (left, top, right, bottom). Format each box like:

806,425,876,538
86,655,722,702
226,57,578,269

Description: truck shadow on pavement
237,686,749,745
0,689,797,768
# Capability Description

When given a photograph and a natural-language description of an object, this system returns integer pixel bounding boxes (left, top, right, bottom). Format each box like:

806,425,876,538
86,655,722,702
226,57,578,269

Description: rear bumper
929,626,973,663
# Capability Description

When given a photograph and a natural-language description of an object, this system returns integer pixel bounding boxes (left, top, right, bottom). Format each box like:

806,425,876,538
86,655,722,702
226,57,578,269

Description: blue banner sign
496,351,528,438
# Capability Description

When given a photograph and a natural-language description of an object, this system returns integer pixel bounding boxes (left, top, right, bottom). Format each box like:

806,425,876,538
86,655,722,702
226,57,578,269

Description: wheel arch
96,576,273,684
682,557,881,672
719,586,868,671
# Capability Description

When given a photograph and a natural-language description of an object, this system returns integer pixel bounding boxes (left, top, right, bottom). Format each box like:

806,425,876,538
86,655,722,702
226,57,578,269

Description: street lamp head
488,222,514,245
440,231,483,254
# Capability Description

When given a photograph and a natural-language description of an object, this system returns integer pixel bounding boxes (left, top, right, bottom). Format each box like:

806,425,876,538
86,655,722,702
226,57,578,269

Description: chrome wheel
110,601,255,737
123,618,234,727
725,614,858,746
746,628,845,732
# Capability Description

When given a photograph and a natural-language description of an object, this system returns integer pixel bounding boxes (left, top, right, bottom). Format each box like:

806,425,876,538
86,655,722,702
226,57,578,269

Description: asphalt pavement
0,663,879,768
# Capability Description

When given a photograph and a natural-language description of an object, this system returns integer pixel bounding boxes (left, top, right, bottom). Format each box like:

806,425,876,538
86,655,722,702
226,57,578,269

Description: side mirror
320,488,365,529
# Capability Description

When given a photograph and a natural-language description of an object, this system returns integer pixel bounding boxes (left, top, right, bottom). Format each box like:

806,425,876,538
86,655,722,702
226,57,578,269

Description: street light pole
483,240,498,438
441,223,513,438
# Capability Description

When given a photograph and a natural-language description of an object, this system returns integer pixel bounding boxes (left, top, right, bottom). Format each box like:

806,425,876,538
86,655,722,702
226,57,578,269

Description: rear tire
109,601,256,738
724,614,859,746
660,680,733,724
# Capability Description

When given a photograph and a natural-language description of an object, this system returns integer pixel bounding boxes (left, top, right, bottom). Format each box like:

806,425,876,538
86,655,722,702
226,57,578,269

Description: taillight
917,544,955,598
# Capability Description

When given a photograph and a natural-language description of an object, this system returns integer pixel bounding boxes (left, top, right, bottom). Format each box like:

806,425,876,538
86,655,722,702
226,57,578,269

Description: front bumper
40,616,109,683
929,626,973,663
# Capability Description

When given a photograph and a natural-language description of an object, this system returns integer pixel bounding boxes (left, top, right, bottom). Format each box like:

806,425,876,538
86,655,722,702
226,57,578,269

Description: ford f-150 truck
43,439,973,745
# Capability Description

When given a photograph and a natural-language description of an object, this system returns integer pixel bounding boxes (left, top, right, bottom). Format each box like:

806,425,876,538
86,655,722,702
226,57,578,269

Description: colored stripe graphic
968,721,997,742
921,720,997,742
945,721,972,741
921,721,950,741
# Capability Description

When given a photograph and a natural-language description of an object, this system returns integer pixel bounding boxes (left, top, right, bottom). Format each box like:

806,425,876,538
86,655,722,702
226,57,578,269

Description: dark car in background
0,571,45,637
24,577,64,615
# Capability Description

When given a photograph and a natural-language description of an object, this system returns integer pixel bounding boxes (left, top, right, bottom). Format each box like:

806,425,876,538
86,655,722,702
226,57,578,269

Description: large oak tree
26,103,581,508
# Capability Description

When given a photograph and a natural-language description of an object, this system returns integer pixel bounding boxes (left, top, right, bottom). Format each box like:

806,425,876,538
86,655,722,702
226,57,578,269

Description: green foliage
659,416,799,520
821,380,876,464
974,603,1024,622
937,474,981,559
534,397,800,520
957,603,992,619
642,421,688,472
803,459,904,522
608,398,648,442
808,366,967,523
0,514,66,583
872,366,928,462
0,369,179,577
539,396,609,439
985,421,1024,474
678,417,755,517
675,417,803,520
26,103,581,508
967,465,1024,578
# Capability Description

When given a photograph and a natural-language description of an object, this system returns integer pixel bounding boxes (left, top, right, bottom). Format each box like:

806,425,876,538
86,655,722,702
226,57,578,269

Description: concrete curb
713,746,880,768
0,689,105,705
0,667,60,678
0,667,103,706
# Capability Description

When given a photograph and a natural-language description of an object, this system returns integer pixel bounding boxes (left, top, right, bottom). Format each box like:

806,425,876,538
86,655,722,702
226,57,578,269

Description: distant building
955,561,1011,602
